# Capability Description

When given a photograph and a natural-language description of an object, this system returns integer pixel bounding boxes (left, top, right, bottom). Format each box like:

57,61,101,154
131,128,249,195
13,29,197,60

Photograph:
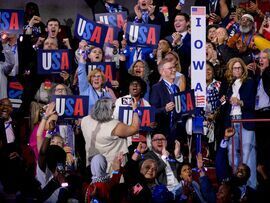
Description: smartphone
179,0,185,6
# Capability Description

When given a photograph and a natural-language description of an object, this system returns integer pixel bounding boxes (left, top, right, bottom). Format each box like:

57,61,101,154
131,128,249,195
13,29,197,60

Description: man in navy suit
165,12,191,79
150,60,180,149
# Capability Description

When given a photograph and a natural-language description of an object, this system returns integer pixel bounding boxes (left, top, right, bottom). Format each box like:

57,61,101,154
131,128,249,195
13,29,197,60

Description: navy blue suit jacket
150,79,180,136
224,78,256,130
166,33,191,78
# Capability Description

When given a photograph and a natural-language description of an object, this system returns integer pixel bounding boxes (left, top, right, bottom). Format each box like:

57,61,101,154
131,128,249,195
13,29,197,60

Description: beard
239,25,253,33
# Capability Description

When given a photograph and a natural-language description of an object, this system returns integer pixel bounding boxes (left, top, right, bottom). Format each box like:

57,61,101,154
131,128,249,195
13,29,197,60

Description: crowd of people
1,0,270,202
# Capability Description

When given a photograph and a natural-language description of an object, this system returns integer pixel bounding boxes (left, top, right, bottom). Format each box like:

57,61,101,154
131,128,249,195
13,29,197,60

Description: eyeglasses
93,75,102,78
232,66,242,70
164,66,176,71
152,138,166,142
55,88,66,92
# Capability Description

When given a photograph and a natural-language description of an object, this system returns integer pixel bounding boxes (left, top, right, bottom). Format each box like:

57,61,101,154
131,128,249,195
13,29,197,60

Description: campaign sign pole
191,6,206,108
191,6,206,156
192,110,204,154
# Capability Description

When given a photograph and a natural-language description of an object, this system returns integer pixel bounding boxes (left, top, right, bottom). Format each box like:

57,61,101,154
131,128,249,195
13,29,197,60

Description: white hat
241,14,254,22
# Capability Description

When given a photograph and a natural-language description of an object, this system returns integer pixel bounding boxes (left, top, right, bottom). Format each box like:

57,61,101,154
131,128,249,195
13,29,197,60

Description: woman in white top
81,97,140,172
221,57,257,189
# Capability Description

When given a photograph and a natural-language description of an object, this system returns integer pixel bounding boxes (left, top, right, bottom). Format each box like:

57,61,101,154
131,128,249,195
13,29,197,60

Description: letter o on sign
194,40,203,49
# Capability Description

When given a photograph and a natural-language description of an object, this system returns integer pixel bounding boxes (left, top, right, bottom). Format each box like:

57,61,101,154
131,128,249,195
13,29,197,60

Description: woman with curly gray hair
118,59,151,101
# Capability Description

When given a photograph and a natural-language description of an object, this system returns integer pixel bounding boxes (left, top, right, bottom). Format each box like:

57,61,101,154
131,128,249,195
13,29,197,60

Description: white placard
191,6,206,107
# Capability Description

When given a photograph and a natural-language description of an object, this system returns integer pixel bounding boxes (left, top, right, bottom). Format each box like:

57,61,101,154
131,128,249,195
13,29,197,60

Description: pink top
29,124,46,162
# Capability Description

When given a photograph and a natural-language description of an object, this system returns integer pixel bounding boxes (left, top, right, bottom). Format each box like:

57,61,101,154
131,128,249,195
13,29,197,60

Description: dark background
0,0,245,31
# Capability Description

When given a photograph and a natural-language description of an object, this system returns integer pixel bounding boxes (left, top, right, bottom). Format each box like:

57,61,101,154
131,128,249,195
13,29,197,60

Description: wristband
134,149,144,159
25,24,33,29
133,108,141,116
42,114,49,121
197,167,206,173
45,130,54,138
112,170,120,175
134,149,141,155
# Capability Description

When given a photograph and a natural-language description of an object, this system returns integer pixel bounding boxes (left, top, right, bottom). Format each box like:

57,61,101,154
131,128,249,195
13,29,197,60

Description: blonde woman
221,57,257,189
77,53,116,112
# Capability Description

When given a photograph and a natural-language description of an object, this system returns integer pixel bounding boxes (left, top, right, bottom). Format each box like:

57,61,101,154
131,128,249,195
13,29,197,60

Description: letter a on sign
141,110,150,127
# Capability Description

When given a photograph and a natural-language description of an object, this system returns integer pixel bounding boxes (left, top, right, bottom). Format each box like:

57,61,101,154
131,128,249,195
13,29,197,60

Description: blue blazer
150,79,179,135
166,33,191,77
224,77,256,130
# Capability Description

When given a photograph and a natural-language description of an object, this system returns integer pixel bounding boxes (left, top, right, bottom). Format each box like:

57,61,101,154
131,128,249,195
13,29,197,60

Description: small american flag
196,95,205,105
192,7,205,15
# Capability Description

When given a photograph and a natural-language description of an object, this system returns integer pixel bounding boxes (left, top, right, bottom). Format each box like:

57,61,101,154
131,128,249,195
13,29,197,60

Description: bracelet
134,149,144,159
42,114,49,121
45,130,54,138
134,149,141,155
25,24,33,29
133,108,141,116
197,167,206,173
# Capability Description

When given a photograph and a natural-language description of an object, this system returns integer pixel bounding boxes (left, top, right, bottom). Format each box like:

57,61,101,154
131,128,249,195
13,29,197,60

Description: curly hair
91,97,114,123
225,57,248,84
128,60,150,82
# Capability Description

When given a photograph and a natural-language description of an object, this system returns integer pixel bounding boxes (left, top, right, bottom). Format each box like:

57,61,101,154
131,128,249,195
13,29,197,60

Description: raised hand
174,140,181,158
224,127,235,139
44,102,56,117
196,152,203,169
137,142,148,154
134,4,142,19
162,145,169,157
29,15,41,27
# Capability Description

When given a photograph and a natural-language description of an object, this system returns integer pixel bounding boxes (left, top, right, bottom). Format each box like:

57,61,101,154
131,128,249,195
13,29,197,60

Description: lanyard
133,48,142,62
93,88,105,99
241,33,253,46
9,44,17,55
5,122,11,130
137,98,144,107
164,80,176,94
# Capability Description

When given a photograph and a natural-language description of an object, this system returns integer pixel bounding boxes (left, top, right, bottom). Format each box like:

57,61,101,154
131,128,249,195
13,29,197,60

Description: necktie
171,84,177,94
142,11,149,23
170,84,178,128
